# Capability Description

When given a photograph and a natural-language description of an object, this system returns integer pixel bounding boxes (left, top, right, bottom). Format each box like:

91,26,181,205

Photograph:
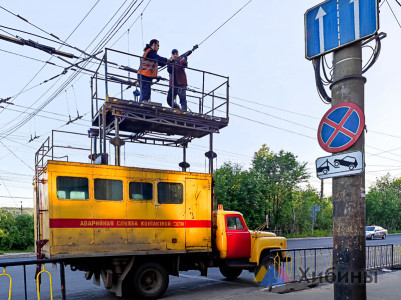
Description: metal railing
0,258,66,300
91,48,229,121
269,244,401,284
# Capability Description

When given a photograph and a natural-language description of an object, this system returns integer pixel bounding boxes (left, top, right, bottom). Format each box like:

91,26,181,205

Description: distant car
365,225,387,240
334,156,358,170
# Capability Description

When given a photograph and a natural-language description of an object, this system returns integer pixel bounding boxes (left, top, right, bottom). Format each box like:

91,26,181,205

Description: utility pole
331,41,366,299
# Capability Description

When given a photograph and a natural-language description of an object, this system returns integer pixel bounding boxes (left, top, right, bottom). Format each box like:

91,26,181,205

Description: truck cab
213,206,287,279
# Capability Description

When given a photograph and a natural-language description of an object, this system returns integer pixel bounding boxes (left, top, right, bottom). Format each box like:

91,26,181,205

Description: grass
388,230,401,234
0,245,34,254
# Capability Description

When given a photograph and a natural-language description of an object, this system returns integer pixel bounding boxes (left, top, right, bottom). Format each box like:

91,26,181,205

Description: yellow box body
36,161,212,258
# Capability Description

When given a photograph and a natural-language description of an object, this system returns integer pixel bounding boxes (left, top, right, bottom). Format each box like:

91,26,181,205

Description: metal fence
0,258,66,300
270,244,401,284
2,245,401,297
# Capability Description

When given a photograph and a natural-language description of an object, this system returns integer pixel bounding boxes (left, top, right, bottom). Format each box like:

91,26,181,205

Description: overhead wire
0,1,145,140
230,102,316,130
190,89,319,120
0,5,61,40
0,140,34,170
198,0,254,46
0,176,19,207
0,27,17,37
3,2,399,182
61,0,101,48
109,0,153,48
0,48,65,67
0,1,101,119
369,130,401,140
0,105,89,126
229,112,315,140
3,1,143,141
22,0,144,120
0,195,32,200
387,0,401,28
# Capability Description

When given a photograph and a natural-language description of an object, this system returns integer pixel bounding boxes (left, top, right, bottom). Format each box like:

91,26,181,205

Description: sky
0,0,401,208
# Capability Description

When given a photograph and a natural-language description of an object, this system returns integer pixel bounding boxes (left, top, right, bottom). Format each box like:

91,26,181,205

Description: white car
365,225,387,240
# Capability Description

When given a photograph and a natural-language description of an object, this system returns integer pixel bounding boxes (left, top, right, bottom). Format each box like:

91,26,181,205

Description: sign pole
312,214,314,236
331,41,366,299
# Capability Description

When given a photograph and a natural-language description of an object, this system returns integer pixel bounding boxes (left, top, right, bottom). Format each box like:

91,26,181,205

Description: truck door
225,214,251,259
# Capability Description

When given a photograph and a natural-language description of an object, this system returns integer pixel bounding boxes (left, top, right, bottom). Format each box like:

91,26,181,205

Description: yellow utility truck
35,160,287,299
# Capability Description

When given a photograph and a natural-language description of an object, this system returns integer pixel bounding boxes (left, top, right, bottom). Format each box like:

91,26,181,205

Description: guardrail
91,48,229,120
0,258,66,300
269,244,401,285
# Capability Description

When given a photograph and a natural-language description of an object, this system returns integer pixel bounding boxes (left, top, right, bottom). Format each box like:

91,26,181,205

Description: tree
366,174,401,230
214,145,313,234
252,145,310,233
214,163,265,229
0,210,34,250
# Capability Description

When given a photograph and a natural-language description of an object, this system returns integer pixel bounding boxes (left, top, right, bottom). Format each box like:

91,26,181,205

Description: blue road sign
305,0,379,59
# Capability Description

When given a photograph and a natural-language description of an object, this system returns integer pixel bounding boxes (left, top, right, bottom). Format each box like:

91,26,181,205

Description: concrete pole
331,41,366,299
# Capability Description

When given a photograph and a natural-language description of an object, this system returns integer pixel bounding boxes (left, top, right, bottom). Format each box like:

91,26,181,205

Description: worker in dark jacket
137,39,172,102
167,49,188,111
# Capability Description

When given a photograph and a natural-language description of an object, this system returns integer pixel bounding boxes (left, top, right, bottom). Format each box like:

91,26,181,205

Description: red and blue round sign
317,102,365,153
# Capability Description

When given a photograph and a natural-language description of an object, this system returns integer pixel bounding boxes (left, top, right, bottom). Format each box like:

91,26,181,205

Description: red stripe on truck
49,218,211,228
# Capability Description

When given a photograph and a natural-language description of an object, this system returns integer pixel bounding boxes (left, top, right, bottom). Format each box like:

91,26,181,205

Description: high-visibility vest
137,48,158,78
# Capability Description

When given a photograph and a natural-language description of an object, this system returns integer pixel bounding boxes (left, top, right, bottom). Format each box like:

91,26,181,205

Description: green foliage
366,174,401,230
214,145,333,235
214,163,265,228
0,210,34,251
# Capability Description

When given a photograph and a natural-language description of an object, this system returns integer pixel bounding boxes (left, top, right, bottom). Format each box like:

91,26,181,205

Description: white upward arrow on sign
350,0,360,39
315,7,327,54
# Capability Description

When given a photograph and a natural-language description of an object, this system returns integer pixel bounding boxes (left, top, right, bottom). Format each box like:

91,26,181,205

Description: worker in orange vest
137,39,173,102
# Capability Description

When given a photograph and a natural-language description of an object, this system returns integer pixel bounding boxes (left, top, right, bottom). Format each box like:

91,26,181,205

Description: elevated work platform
92,97,228,140
91,48,229,147
90,48,229,170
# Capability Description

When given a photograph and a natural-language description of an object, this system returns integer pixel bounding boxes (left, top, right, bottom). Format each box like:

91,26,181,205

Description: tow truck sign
316,150,364,179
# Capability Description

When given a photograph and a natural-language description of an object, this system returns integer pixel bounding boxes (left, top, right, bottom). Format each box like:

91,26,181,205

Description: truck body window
129,182,153,200
226,217,244,230
94,179,123,201
157,182,183,204
56,176,89,200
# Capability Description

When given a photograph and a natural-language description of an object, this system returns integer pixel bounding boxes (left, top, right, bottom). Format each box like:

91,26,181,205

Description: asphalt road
1,234,400,299
287,233,401,249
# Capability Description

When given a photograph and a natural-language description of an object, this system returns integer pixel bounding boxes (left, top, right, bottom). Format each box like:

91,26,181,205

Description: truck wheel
254,254,275,279
219,266,243,280
132,262,169,300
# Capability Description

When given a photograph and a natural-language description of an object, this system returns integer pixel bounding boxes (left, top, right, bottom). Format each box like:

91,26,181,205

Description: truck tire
254,254,275,278
132,262,169,300
219,266,243,280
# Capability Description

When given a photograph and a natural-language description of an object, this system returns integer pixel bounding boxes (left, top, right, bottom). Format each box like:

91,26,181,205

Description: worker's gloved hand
167,57,174,63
